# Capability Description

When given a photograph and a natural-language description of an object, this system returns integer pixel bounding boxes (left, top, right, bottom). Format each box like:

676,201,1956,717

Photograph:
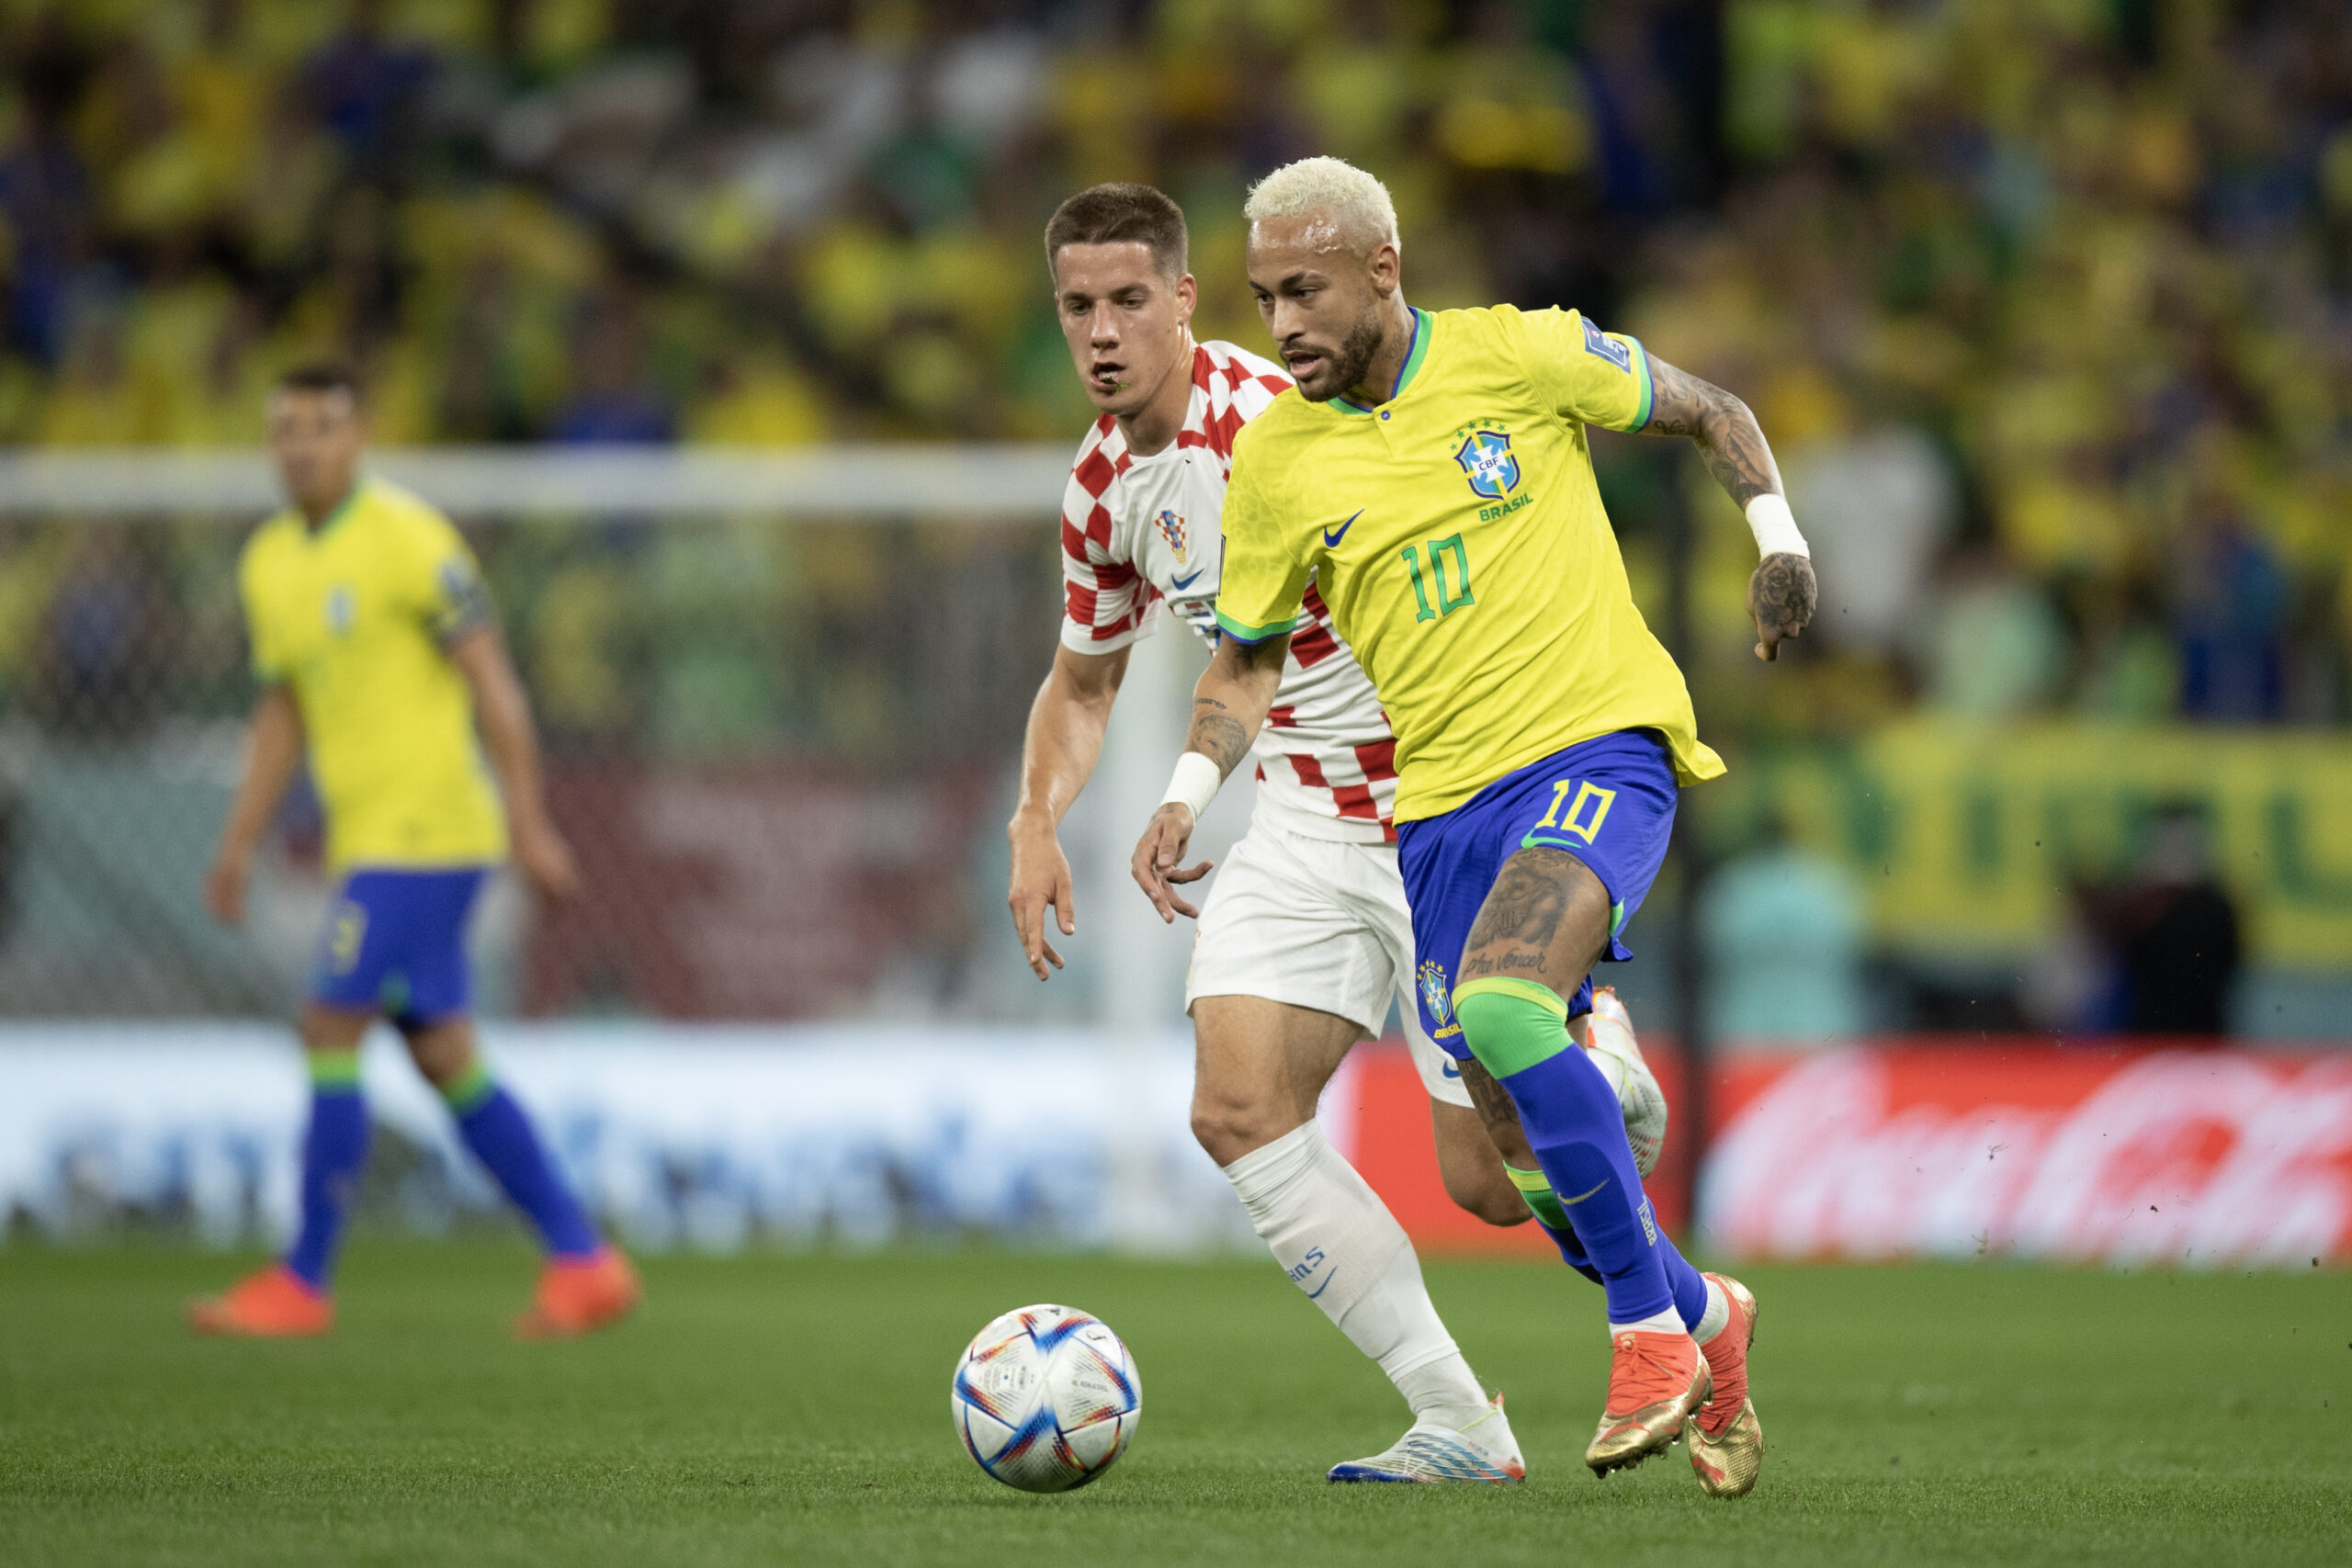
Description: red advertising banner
1339,1039,2352,1269
1701,1043,2352,1269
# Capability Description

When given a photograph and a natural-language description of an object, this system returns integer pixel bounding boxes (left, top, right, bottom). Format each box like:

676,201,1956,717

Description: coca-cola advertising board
1695,1043,2352,1268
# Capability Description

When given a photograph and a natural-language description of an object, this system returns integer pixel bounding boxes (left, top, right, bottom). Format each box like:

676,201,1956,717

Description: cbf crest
1154,508,1188,563
1418,960,1453,1031
1453,430,1520,501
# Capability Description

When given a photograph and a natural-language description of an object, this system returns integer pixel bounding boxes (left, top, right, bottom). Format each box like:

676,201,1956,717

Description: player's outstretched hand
1747,551,1817,662
514,819,582,902
1006,816,1075,981
1131,803,1213,923
203,850,249,928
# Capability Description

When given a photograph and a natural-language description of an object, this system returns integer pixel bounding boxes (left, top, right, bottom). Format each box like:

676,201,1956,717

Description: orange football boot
1688,1273,1765,1498
1586,1328,1711,1476
514,1247,640,1340
187,1263,334,1337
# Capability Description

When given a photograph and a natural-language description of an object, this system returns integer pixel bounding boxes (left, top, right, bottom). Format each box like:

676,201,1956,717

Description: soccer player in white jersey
1006,184,1664,1484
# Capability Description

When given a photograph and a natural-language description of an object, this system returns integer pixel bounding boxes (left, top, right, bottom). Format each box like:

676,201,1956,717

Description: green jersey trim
1623,335,1655,432
1215,607,1295,645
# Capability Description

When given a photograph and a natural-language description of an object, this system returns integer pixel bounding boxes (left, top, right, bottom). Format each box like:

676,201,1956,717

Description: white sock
1608,1305,1687,1337
1693,1278,1732,1344
1223,1121,1489,1427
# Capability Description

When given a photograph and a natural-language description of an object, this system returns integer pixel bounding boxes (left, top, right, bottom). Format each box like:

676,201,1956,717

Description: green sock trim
438,1060,496,1114
1453,976,1568,1018
1504,1163,1573,1232
1453,977,1574,1077
307,1049,362,1091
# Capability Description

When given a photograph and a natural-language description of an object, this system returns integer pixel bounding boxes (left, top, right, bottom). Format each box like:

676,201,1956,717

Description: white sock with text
1223,1121,1489,1427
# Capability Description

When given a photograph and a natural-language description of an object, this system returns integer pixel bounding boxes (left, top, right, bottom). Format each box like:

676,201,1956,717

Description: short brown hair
275,361,365,402
1044,184,1188,281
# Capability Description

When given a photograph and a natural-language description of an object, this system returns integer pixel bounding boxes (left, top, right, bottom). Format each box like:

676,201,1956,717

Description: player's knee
1430,1103,1532,1225
1441,1156,1533,1227
1189,1089,1296,1168
401,1023,474,1089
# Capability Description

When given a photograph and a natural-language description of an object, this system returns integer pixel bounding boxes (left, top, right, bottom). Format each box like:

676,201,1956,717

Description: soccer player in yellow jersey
1133,160,1816,1496
188,365,639,1340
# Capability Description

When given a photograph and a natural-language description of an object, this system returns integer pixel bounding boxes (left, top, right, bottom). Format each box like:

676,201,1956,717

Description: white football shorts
1184,818,1472,1109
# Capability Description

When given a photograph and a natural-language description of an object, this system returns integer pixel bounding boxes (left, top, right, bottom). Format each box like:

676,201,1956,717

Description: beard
1297,307,1387,403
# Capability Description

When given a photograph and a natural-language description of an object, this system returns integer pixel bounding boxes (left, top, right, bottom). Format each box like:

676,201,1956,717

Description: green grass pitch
1,1240,2345,1566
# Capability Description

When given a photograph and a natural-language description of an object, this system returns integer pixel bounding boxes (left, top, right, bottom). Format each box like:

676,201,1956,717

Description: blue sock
1656,1230,1710,1331
1456,979,1690,1324
284,1049,370,1292
1503,1164,1604,1286
1514,1166,1710,1328
1498,1047,1676,1323
442,1062,601,1258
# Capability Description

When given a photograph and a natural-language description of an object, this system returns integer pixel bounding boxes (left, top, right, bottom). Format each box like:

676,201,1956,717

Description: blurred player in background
1007,184,1665,1484
1135,159,1817,1497
189,365,638,1339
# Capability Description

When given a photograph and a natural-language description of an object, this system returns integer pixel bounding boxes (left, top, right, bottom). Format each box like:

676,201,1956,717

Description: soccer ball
951,1304,1140,1492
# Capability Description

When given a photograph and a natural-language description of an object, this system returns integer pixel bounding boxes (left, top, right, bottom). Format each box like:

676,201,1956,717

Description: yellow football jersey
239,478,506,870
1216,304,1725,823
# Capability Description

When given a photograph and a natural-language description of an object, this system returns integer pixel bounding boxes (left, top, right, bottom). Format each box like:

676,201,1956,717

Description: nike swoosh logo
1305,1267,1339,1300
1557,1179,1610,1206
1441,1062,1462,1078
1322,510,1363,548
1171,568,1203,590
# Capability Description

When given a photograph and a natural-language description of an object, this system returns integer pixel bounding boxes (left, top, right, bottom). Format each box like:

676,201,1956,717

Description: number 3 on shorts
1522,778,1615,848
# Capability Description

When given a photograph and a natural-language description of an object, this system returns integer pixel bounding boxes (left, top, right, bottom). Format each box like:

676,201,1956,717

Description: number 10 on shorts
1524,778,1615,846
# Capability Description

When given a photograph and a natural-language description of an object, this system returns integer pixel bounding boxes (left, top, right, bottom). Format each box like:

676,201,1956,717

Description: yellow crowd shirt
1216,304,1726,823
238,478,507,870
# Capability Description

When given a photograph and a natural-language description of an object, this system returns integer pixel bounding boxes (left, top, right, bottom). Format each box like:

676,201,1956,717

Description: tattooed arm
1641,352,1818,661
1129,630,1290,921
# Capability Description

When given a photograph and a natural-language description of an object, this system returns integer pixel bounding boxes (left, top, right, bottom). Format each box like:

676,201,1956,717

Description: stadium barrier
4,1027,2343,1269
0,1022,1259,1255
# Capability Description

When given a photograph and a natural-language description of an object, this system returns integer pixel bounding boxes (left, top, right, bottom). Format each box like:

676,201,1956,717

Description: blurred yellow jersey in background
1215,304,1726,823
239,478,507,871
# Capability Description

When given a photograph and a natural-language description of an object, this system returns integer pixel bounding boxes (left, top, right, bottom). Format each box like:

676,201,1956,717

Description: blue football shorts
311,865,490,1027
1396,729,1679,1059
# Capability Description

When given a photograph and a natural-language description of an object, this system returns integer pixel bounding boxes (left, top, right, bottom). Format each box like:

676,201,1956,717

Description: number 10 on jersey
1402,535,1475,622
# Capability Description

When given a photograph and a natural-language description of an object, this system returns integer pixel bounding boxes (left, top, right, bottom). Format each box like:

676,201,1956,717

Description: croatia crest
1453,430,1519,501
1418,961,1453,1030
1155,508,1188,563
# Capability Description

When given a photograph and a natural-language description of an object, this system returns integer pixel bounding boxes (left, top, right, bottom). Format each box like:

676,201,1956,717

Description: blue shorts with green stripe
312,866,489,1028
1395,730,1679,1059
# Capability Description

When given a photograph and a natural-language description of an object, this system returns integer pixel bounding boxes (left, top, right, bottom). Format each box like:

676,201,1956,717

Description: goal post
0,445,1242,1030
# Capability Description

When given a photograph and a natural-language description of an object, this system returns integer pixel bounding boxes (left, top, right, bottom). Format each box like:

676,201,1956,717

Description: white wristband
1745,492,1809,558
1159,751,1224,822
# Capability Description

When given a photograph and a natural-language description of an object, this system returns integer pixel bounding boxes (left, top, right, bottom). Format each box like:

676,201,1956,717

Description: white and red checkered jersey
1057,340,1400,844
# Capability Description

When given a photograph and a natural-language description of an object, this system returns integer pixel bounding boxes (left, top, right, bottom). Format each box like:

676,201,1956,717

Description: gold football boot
1686,1272,1764,1498
1586,1329,1711,1475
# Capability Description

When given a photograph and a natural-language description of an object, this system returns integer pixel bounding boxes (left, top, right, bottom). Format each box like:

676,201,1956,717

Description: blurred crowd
1,0,2347,739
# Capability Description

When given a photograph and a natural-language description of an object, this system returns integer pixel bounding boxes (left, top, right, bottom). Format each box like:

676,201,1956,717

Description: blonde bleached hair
1243,157,1400,255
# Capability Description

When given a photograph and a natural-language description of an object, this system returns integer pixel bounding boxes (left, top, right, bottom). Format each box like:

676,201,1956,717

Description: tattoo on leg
1464,854,1569,952
1459,1059,1521,1132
